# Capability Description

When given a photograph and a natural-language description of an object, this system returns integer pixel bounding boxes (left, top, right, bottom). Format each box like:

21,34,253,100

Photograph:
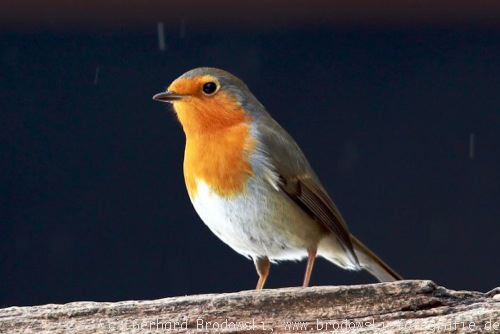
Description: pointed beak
152,91,184,103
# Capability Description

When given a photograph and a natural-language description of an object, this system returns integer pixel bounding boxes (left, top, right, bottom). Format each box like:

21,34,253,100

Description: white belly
190,178,323,261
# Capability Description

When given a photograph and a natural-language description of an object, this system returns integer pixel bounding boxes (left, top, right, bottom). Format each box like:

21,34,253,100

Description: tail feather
351,235,402,282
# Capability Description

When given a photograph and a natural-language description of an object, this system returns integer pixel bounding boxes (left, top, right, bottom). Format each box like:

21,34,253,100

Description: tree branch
1,280,499,333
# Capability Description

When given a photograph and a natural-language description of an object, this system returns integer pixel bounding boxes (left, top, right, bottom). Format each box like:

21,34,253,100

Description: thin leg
303,248,317,287
254,256,270,290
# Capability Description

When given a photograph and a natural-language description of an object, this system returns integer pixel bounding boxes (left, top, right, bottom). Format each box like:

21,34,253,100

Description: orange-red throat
166,75,256,198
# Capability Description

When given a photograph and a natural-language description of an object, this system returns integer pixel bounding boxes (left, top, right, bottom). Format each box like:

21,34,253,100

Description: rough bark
1,280,499,333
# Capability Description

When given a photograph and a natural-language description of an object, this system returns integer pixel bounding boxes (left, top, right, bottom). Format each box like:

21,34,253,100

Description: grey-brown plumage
253,110,402,282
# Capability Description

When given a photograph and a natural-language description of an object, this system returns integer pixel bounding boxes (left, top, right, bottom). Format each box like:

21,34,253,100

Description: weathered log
1,280,499,333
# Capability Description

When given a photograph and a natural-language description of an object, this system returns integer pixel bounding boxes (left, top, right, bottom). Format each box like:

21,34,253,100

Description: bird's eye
202,82,218,95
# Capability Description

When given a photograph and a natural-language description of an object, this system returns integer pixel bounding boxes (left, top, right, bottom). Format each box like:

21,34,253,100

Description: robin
153,67,402,289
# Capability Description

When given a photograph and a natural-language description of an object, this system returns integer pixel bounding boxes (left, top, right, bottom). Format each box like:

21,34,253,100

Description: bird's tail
351,235,402,282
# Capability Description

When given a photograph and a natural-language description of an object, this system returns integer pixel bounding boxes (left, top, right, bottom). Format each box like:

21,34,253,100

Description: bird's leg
303,248,317,287
254,256,270,290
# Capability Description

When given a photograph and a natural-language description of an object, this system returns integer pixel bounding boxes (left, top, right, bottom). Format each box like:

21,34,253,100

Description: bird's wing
254,115,359,265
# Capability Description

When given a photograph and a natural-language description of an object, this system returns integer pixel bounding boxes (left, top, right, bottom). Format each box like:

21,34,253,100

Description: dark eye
202,82,218,95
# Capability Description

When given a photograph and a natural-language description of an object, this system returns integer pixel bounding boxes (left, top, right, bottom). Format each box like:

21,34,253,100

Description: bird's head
153,67,263,135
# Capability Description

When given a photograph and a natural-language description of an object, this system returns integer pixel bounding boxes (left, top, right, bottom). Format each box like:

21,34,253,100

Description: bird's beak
152,91,184,103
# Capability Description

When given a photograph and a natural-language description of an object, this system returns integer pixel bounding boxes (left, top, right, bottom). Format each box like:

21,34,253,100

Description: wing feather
280,175,358,265
253,114,359,266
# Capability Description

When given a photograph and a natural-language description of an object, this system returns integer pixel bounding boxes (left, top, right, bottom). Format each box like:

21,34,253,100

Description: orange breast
183,122,256,198
169,77,257,198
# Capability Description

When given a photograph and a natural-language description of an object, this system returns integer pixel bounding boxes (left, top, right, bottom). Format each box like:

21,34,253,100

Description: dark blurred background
1,1,499,307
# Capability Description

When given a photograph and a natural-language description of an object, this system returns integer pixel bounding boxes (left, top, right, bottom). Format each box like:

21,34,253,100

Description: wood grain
1,280,499,333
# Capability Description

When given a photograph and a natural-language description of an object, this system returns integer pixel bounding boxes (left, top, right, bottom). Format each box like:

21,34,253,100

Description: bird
153,67,402,289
